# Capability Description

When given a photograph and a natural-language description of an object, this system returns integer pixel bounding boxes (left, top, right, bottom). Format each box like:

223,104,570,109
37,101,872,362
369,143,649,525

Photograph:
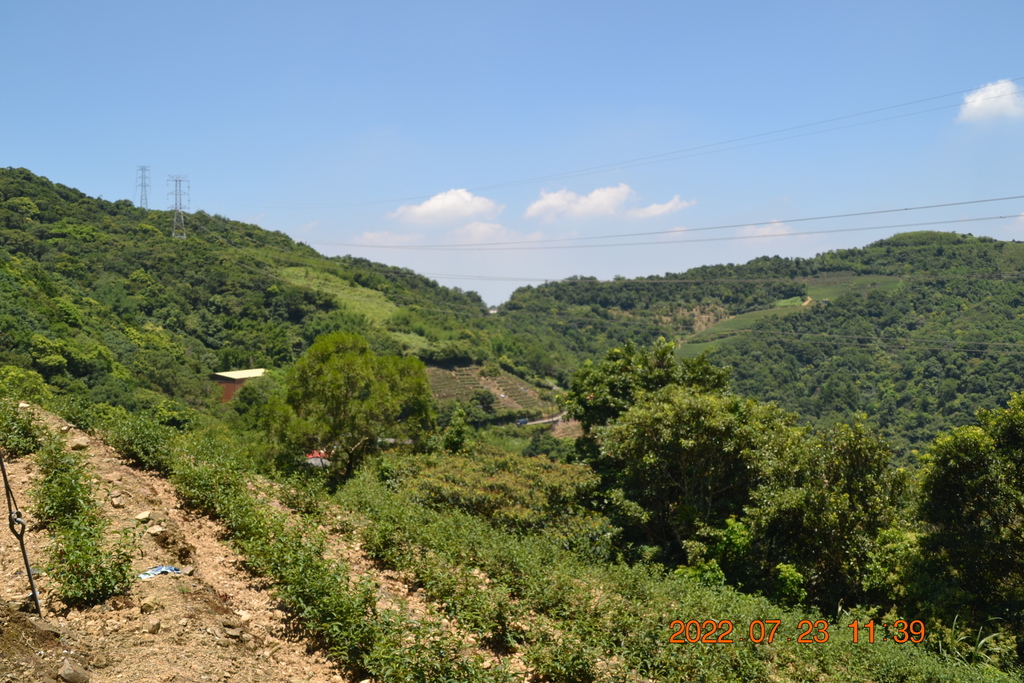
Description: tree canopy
281,331,435,475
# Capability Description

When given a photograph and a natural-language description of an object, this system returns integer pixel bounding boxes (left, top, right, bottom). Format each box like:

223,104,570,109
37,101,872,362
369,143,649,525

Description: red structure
210,368,266,403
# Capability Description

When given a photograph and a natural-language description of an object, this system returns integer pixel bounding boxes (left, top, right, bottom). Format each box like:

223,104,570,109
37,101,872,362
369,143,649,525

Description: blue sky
4,1,1023,304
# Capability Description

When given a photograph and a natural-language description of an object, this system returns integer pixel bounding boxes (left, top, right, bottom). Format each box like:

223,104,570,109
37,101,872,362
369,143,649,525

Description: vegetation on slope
7,167,1024,678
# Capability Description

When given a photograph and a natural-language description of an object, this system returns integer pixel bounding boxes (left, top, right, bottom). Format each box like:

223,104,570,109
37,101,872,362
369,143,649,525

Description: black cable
0,445,41,615
317,213,1018,251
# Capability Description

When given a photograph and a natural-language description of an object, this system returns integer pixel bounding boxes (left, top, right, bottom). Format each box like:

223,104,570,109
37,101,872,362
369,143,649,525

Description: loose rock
68,437,90,451
57,658,90,683
140,596,161,614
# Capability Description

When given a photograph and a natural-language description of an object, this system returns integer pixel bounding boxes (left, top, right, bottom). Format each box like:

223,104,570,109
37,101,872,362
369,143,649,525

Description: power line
464,79,1024,195
314,213,1019,252
311,193,1024,250
282,77,1024,209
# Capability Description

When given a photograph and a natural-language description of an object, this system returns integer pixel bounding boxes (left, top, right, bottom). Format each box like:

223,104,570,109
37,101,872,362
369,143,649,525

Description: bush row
339,471,1015,683
93,411,514,682
31,433,135,606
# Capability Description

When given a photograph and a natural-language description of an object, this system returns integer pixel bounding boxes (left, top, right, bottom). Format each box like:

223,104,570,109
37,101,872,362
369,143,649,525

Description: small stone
57,658,90,683
140,596,161,614
149,510,169,523
17,402,30,410
68,437,90,451
146,524,166,536
216,639,230,648
135,511,152,522
224,627,243,639
29,618,61,636
222,617,240,629
145,618,161,634
180,565,195,576
110,496,125,509
60,425,72,433
90,653,109,669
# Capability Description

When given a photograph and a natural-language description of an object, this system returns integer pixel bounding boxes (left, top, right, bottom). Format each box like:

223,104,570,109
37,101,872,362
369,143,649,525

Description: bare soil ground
0,408,349,683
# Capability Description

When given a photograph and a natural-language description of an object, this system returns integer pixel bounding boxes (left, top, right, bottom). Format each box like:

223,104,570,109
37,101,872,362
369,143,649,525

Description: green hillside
0,167,529,412
500,232,1024,454
6,168,1024,679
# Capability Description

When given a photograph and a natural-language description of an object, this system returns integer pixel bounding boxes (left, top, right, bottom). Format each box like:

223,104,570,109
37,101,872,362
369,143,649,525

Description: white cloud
297,219,321,233
627,195,696,218
737,221,794,239
958,80,1024,122
389,189,503,223
525,183,693,220
355,230,423,246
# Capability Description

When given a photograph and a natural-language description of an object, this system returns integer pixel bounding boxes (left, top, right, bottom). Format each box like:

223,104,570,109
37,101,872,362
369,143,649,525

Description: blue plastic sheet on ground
139,565,181,580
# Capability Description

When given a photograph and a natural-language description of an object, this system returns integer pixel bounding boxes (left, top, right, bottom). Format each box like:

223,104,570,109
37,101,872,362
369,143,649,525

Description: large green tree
595,384,796,558
726,421,910,609
920,393,1024,620
562,338,730,435
283,332,435,475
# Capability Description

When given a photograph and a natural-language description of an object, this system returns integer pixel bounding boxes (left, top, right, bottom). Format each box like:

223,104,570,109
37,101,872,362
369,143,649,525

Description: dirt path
0,407,349,683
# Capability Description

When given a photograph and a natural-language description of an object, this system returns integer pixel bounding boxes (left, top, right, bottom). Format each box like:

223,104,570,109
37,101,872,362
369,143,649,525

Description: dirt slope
0,408,348,683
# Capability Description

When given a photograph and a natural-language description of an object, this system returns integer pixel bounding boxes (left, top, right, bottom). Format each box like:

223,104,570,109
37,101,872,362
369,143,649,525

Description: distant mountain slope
499,231,1024,454
0,168,502,410
6,167,1024,454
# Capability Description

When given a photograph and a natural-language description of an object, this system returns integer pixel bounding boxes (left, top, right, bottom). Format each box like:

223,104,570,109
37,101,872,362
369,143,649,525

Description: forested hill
4,166,1024,455
0,168,511,412
499,231,1024,454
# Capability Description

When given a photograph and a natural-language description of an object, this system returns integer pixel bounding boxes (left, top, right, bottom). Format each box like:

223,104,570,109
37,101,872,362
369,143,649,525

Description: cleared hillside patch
678,274,905,357
426,366,557,415
278,265,399,322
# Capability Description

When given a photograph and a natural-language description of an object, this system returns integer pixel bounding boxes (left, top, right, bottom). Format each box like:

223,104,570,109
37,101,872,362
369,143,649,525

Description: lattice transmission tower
136,166,150,209
168,175,189,239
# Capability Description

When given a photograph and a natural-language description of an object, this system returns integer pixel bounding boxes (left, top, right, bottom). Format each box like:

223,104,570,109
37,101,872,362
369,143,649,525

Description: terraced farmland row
426,366,557,416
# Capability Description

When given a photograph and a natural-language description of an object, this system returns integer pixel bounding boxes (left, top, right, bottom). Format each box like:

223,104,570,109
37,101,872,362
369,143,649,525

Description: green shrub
0,400,42,457
48,519,135,607
0,365,52,403
31,435,93,528
101,408,176,469
48,394,112,433
30,432,136,606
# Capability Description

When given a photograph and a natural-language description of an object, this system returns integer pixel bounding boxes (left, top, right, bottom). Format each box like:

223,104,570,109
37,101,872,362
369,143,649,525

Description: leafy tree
283,332,435,476
724,420,910,609
562,338,730,435
920,393,1024,620
594,384,796,560
471,388,496,414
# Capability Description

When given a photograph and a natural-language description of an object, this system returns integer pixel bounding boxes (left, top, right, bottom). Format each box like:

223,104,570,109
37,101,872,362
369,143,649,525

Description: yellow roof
211,368,266,381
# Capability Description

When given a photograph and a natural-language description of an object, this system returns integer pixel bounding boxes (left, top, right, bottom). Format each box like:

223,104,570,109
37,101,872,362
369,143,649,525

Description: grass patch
278,266,398,322
803,274,903,300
